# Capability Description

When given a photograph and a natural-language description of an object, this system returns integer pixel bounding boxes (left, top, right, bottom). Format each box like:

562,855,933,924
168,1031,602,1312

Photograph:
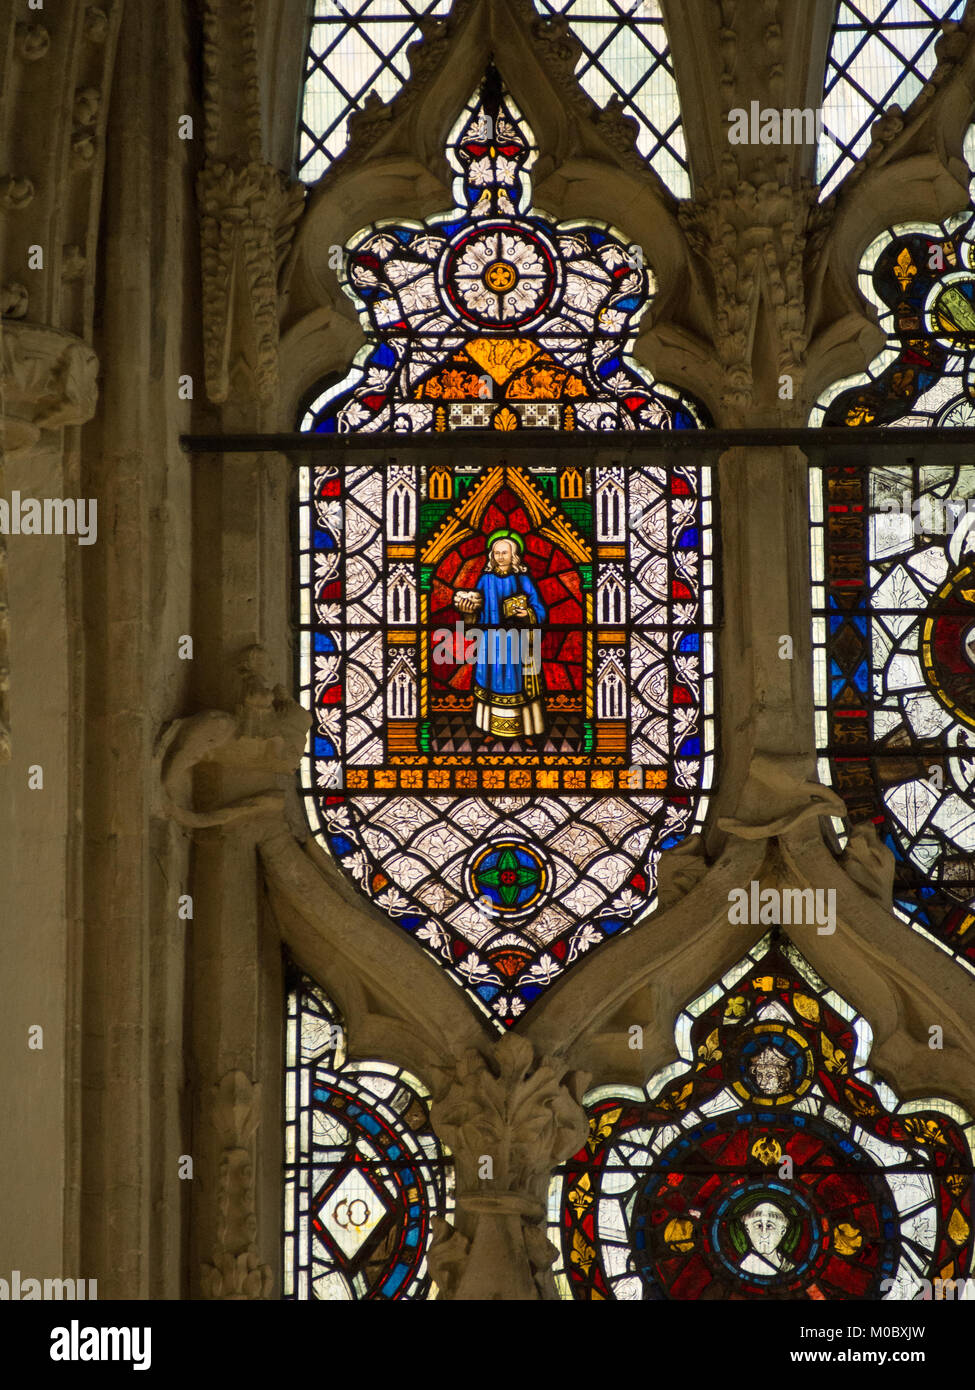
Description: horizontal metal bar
180,426,975,454
560,1162,974,1176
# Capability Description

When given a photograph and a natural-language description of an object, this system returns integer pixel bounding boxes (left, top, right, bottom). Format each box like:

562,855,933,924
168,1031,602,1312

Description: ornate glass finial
303,69,706,435
453,62,533,218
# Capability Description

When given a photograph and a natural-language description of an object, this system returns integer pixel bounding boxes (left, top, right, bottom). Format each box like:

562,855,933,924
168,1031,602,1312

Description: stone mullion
189,445,281,1299
188,0,294,1299
191,818,274,1299
708,444,817,837
78,0,194,1299
178,239,279,1295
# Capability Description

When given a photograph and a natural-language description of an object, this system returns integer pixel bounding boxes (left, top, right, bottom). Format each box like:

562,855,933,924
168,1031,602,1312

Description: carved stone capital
197,158,305,405
429,1034,587,1299
0,322,99,455
678,177,813,414
200,1071,272,1300
155,645,311,830
717,753,847,842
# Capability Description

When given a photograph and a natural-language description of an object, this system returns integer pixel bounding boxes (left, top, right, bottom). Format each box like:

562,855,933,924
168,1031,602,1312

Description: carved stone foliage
199,1071,272,1300
0,322,99,763
201,0,263,162
665,0,824,417
523,1,656,181
157,646,310,829
339,12,457,165
0,282,29,320
814,5,975,215
429,1034,587,1299
197,159,305,405
14,21,51,62
0,174,34,210
678,172,813,415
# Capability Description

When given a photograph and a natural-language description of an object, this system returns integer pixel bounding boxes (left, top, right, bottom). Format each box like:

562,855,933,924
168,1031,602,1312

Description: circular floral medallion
484,261,517,293
466,840,549,916
441,221,558,329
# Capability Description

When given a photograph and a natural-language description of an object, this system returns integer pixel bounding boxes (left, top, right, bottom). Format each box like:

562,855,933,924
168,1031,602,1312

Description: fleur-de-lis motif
569,1227,596,1275
820,1034,848,1074
893,246,917,291
567,1172,594,1217
587,1106,621,1151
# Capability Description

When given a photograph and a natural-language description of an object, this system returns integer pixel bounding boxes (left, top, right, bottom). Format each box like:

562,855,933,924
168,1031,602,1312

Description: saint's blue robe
473,569,546,705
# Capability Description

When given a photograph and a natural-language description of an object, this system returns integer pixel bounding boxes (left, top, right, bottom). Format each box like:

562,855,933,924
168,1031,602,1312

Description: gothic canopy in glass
296,72,715,1027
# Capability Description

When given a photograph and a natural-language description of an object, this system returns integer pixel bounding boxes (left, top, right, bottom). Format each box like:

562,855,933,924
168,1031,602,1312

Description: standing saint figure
454,532,546,739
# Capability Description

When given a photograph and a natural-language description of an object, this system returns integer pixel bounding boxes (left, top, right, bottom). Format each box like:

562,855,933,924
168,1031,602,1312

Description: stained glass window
296,72,715,1027
298,0,453,182
810,131,975,972
551,934,975,1300
284,967,453,1299
533,0,690,198
298,2,687,190
817,0,964,201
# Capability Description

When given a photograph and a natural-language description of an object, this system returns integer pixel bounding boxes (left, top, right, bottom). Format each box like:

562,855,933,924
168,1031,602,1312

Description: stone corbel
197,159,305,405
839,821,895,908
0,321,99,455
199,1071,272,1300
717,753,847,842
429,1034,587,1300
155,645,310,829
655,832,709,911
